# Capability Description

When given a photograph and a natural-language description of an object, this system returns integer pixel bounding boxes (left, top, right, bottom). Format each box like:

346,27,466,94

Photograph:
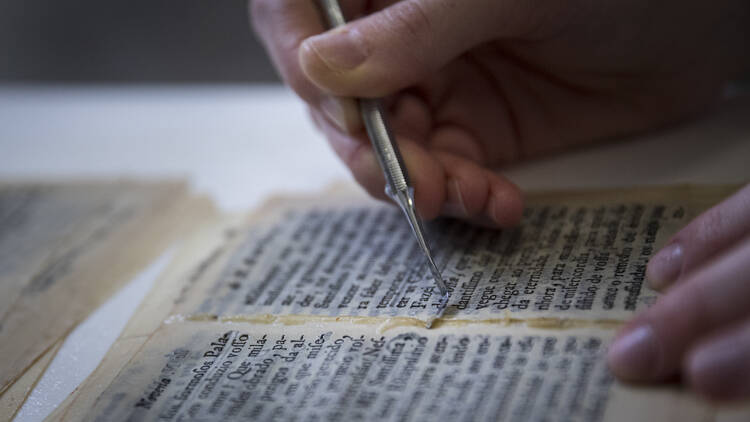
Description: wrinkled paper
0,180,216,419
49,185,749,422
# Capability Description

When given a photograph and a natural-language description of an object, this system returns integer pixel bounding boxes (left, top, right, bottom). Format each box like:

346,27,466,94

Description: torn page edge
172,312,625,333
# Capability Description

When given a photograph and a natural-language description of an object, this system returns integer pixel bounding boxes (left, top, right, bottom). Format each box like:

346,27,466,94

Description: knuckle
686,353,708,392
383,1,434,43
285,70,316,100
690,206,726,245
654,284,707,335
248,0,271,31
372,0,445,82
248,0,298,40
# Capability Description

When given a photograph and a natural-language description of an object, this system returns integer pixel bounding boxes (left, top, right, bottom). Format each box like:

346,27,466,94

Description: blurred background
0,0,279,83
2,0,748,86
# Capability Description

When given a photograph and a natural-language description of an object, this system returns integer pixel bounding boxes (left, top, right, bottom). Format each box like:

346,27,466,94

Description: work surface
1,84,749,421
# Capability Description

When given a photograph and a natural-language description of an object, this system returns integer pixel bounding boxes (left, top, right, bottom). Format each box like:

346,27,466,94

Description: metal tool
316,0,449,307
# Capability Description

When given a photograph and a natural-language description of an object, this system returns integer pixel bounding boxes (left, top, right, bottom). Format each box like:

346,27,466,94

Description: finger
299,0,534,97
647,183,750,290
436,152,488,219
444,154,523,227
429,54,527,165
309,109,377,190
483,168,524,227
249,0,361,132
312,107,523,225
430,125,487,166
250,0,326,102
310,108,388,203
607,235,750,382
310,109,445,218
390,93,433,144
687,318,750,401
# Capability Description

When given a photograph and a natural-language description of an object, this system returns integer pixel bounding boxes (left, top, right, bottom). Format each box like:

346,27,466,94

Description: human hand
250,0,748,226
607,183,750,401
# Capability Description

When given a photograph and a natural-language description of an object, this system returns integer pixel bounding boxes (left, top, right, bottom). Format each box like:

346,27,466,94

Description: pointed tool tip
424,291,450,329
437,291,450,308
429,265,448,297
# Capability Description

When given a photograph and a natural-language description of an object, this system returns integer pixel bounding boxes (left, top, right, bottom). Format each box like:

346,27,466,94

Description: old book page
0,180,217,417
49,185,749,421
0,340,62,421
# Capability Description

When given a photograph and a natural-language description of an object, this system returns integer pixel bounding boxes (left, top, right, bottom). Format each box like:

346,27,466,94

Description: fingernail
647,242,683,289
442,179,468,217
607,325,659,380
320,97,348,131
304,27,369,71
320,97,361,133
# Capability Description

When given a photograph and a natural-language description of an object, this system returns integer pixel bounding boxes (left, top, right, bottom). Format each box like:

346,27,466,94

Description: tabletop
1,84,748,421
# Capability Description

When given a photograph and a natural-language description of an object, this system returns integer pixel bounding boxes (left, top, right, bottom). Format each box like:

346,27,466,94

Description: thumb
299,0,524,97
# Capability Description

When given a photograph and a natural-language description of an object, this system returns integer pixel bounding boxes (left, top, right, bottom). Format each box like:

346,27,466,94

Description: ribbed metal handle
316,0,449,305
316,0,409,194
359,99,409,193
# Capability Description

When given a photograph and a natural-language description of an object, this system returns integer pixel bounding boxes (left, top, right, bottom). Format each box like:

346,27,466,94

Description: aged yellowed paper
0,340,62,421
48,185,749,421
170,185,733,323
0,180,217,416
